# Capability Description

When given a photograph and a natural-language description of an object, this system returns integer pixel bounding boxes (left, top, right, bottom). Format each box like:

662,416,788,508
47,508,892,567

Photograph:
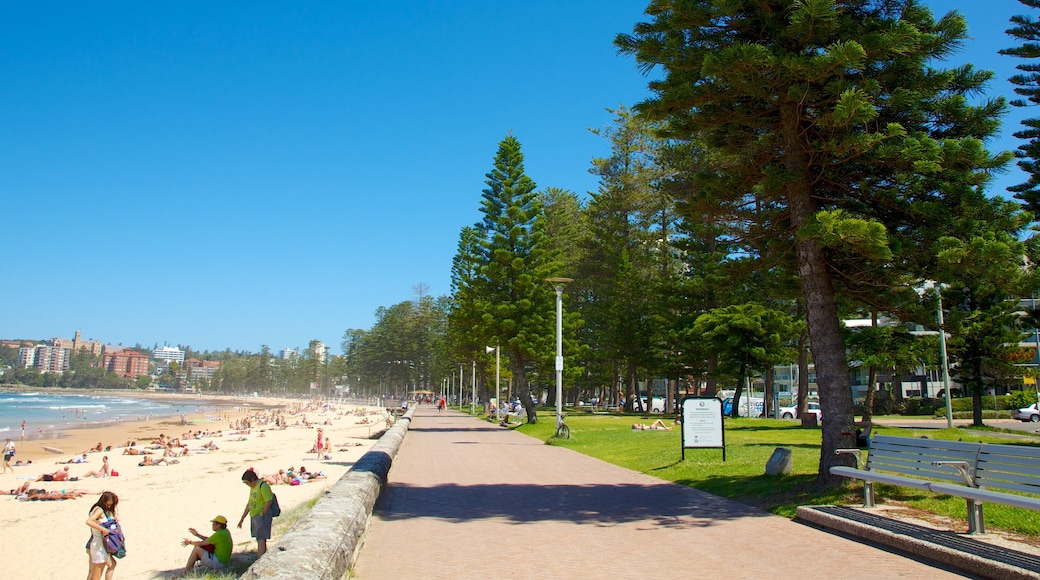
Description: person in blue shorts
237,469,273,556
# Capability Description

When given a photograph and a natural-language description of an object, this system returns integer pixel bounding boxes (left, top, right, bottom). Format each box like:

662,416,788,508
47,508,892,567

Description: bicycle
554,414,570,439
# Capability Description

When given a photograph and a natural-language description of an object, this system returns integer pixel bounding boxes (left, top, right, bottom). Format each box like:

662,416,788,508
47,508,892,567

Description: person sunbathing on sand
7,482,30,495
83,456,110,478
22,489,89,500
58,453,89,464
122,447,153,455
35,466,72,482
139,456,178,467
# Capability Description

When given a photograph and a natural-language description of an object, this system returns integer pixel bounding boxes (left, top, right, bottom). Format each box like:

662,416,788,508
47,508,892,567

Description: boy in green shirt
178,515,233,576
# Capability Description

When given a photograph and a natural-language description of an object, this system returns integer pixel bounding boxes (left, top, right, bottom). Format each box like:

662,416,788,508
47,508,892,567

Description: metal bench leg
966,501,985,535
864,481,875,508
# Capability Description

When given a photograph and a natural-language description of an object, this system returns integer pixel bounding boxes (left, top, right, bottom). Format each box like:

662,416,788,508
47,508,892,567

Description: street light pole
547,277,574,433
471,360,476,416
936,286,954,429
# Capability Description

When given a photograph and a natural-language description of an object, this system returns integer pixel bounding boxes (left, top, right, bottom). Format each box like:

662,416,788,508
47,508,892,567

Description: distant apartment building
280,348,298,360
102,349,149,382
184,358,220,381
103,348,150,378
18,344,71,372
17,346,36,368
152,346,185,365
312,342,328,364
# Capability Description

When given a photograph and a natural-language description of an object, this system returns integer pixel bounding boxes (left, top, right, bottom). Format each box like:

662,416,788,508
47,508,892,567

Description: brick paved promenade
352,406,968,579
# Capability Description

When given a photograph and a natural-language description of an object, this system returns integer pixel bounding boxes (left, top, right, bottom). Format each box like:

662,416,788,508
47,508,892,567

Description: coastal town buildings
184,358,220,381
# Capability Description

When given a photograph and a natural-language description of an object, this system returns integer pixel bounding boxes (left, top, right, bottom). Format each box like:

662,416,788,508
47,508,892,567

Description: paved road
352,407,971,579
872,416,1040,436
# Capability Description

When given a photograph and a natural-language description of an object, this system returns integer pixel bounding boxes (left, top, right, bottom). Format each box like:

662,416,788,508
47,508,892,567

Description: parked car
1011,403,1040,422
722,397,764,417
779,401,821,420
635,397,665,413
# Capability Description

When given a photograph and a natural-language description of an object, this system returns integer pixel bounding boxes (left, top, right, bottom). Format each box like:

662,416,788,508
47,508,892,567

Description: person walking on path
238,469,274,557
86,491,119,580
178,515,233,576
3,438,14,473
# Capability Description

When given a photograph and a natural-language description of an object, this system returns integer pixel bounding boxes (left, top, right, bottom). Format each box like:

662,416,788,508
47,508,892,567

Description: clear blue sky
0,1,1032,355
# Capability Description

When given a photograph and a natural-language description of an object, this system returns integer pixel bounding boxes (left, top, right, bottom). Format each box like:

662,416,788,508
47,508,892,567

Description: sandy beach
0,394,390,579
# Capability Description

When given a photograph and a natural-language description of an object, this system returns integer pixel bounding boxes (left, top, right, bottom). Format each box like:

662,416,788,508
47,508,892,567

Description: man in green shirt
178,515,233,576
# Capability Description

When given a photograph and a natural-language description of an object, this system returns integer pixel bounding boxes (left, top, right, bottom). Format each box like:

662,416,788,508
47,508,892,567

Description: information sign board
681,396,725,460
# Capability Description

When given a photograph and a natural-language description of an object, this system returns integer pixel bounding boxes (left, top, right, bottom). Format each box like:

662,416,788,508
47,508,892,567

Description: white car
1011,403,1040,422
636,397,665,413
779,401,821,420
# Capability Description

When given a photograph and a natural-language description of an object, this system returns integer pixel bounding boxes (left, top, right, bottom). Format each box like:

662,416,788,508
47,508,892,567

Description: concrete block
766,447,793,476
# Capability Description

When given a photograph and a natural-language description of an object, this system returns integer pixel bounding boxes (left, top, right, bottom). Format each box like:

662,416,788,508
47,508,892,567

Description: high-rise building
19,345,70,372
152,346,185,364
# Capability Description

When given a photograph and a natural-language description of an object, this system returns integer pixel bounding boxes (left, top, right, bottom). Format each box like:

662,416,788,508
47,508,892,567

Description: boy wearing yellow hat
177,515,233,576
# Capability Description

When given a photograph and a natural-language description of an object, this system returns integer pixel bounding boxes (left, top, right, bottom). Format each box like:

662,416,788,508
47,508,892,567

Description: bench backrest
866,435,982,485
975,443,1040,495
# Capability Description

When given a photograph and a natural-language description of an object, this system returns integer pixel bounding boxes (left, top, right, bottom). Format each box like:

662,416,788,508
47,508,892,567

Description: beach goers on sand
85,491,119,580
58,453,89,464
0,395,384,579
176,515,233,577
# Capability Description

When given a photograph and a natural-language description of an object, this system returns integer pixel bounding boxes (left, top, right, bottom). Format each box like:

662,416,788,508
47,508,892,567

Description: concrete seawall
241,406,415,580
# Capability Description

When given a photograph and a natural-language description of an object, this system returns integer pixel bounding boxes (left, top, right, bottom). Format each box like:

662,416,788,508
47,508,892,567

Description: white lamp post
486,345,500,422
547,277,574,434
917,281,955,429
934,285,954,429
471,360,477,415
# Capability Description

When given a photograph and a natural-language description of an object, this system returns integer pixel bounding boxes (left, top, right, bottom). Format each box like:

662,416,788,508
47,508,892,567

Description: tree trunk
629,362,643,412
862,312,878,422
781,101,855,489
864,365,877,422
797,318,809,414
764,367,775,418
510,353,538,424
705,354,718,397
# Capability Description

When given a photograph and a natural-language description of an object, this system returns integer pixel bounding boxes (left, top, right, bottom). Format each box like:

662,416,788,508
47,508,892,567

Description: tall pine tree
618,1,1009,486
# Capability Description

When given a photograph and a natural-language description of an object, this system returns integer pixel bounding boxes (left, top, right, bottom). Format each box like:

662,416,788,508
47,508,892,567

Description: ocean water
0,391,217,438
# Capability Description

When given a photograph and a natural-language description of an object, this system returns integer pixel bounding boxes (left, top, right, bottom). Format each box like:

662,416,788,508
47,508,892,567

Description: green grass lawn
515,410,1040,536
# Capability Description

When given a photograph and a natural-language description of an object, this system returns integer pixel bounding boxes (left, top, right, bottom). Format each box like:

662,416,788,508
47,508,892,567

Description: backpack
100,518,126,559
263,482,281,517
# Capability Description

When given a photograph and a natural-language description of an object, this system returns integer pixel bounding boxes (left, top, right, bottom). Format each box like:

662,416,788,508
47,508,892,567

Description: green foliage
693,304,803,416
1001,0,1040,212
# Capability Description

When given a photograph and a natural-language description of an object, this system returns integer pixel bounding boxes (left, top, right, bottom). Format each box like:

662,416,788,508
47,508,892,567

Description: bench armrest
931,460,975,486
834,448,864,469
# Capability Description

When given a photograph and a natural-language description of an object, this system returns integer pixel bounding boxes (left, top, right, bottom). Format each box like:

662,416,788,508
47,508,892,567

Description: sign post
681,396,725,461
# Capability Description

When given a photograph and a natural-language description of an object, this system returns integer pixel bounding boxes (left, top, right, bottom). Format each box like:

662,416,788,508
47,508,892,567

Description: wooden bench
831,434,1040,534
